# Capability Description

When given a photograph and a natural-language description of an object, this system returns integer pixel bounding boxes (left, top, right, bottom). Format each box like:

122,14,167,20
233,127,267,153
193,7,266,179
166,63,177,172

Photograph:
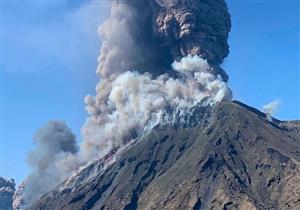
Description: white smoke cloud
23,55,231,207
262,99,281,121
81,55,232,161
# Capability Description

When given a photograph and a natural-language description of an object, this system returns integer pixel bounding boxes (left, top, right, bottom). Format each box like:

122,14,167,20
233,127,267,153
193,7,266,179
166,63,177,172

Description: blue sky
1,1,299,183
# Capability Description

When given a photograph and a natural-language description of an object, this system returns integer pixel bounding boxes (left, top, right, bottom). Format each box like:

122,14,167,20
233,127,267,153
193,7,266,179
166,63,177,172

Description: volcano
8,0,298,209
28,101,300,210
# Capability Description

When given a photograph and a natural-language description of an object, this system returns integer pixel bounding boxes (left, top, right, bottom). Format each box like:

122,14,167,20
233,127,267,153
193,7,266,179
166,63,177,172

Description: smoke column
23,0,231,205
81,0,231,160
24,121,79,205
97,0,231,79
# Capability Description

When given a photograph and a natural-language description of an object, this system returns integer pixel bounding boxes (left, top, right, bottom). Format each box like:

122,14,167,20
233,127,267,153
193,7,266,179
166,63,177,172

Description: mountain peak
28,101,300,210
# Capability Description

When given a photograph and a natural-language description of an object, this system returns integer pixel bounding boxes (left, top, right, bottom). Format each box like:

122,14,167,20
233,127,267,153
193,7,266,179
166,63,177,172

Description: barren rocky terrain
28,101,300,210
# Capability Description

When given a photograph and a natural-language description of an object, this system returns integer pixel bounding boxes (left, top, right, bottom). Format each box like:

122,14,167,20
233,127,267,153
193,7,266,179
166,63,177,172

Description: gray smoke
98,0,231,80
24,121,79,205
23,0,232,205
81,0,231,160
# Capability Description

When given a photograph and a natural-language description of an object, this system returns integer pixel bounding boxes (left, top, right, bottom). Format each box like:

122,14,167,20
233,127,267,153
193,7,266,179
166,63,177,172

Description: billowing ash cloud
98,0,231,80
23,0,231,206
82,55,231,160
24,121,79,204
262,99,281,121
81,0,231,160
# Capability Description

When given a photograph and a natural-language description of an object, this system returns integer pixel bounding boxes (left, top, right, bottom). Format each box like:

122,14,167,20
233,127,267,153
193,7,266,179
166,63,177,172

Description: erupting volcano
1,1,299,210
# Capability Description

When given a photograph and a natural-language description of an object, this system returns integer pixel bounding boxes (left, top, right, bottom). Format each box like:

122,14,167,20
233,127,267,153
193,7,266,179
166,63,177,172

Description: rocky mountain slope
28,101,300,210
0,177,15,210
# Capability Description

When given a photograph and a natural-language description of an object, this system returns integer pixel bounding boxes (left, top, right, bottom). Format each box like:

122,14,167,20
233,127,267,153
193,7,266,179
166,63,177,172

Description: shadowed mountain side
28,101,300,210
0,177,15,210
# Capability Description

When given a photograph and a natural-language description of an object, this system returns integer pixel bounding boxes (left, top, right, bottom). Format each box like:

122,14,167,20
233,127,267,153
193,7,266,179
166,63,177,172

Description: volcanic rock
0,177,15,210
28,101,300,210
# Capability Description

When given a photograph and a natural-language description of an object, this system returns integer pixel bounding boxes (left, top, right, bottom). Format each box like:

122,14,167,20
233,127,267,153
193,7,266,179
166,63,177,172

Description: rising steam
262,99,281,121
23,0,232,206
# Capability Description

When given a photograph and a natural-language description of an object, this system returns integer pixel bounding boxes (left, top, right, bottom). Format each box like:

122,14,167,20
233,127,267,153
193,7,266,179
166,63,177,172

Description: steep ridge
28,101,300,210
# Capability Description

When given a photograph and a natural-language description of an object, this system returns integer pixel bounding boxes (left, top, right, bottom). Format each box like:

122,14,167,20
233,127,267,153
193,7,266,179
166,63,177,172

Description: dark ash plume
98,0,231,80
